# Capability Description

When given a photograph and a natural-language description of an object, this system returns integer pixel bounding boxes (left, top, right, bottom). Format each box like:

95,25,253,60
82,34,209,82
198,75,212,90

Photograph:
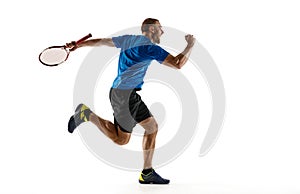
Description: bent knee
114,136,130,145
140,117,158,133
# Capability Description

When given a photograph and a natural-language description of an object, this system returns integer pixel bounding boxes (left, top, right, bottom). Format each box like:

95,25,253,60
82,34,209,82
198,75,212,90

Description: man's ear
148,25,155,33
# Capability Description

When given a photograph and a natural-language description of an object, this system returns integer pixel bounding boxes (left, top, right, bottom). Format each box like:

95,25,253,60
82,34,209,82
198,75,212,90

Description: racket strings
39,47,68,66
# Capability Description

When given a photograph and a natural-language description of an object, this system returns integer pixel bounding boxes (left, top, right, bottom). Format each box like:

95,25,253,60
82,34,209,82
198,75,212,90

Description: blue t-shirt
111,35,169,89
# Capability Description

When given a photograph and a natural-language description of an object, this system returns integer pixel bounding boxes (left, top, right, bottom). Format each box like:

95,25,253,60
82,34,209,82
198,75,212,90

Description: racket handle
76,33,92,45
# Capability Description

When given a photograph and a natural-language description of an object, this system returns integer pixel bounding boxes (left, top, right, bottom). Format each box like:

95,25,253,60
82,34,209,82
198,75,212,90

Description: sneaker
139,169,170,184
68,104,92,133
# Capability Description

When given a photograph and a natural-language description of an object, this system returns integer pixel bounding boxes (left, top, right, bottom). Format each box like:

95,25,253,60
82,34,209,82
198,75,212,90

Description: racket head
39,46,69,66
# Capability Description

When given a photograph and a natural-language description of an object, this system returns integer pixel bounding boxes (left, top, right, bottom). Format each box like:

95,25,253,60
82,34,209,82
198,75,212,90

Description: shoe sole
139,180,170,184
68,115,76,133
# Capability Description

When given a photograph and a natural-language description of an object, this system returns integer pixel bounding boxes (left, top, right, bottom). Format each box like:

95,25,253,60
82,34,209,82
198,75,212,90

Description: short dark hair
141,18,159,33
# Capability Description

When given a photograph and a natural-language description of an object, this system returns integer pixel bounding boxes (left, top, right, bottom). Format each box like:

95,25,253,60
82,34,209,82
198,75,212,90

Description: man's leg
139,117,158,169
89,112,131,145
138,116,170,184
68,104,130,145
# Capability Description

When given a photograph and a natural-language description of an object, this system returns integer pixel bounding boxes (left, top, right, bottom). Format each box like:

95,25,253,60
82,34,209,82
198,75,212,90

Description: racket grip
76,33,92,45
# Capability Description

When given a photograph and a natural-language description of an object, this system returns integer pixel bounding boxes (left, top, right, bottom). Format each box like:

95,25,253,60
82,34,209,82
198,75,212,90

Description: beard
153,34,160,44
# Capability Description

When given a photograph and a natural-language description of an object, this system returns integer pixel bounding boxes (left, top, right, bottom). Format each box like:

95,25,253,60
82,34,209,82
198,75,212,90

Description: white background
1,0,300,193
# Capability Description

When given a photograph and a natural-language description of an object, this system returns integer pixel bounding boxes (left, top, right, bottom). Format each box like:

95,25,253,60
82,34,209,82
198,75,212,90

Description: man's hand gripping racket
39,33,92,66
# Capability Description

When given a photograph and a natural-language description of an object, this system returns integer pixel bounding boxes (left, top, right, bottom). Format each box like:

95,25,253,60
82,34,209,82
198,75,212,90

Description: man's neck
142,32,154,43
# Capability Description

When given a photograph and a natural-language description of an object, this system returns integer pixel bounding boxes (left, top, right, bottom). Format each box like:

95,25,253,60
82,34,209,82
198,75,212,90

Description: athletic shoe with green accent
68,104,92,133
139,169,170,184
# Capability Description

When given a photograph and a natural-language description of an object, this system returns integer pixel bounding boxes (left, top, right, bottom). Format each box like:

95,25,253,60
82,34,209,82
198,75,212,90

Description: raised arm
66,38,115,49
162,34,195,69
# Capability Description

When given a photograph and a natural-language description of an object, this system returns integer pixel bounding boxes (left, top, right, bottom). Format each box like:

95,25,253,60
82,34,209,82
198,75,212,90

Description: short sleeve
148,45,169,63
112,35,130,48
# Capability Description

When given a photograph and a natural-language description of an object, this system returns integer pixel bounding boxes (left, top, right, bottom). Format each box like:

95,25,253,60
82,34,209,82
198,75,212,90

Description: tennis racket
39,33,92,66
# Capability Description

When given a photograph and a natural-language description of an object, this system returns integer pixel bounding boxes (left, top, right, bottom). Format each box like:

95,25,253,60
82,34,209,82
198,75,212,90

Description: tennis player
68,18,195,184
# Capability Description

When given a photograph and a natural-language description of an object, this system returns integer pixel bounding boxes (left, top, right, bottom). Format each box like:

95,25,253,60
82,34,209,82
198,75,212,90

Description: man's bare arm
66,38,115,49
162,34,195,69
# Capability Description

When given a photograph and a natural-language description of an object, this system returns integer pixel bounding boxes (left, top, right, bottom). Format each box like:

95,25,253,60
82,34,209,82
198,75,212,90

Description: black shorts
109,88,152,133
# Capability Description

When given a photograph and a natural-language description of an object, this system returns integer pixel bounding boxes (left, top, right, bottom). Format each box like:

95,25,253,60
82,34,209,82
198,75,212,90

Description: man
67,18,195,184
